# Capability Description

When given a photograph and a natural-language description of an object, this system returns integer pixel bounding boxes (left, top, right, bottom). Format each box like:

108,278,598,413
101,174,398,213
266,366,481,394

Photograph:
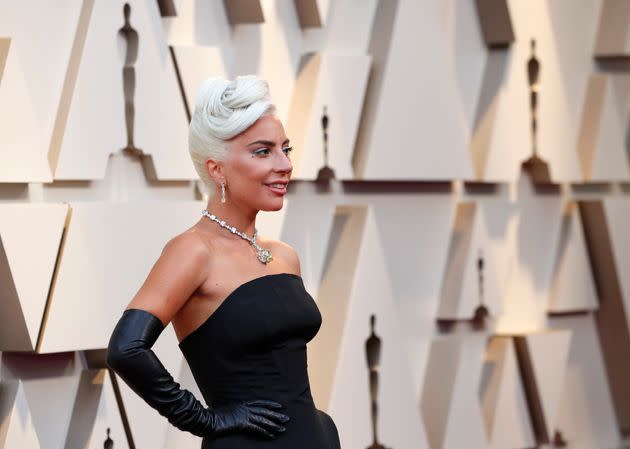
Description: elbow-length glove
106,308,290,439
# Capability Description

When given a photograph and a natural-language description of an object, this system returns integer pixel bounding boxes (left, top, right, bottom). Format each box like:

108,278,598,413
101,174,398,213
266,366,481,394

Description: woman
106,75,341,448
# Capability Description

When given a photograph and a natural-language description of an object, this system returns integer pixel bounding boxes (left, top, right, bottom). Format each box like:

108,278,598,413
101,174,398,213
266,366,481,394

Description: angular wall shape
53,0,195,181
287,52,370,180
0,203,68,351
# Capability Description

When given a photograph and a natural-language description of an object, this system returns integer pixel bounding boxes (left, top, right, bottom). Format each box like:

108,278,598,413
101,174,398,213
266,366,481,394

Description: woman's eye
283,146,293,155
254,148,271,156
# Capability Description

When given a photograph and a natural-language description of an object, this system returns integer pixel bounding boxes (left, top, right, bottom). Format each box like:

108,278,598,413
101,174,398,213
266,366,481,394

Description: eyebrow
247,139,290,146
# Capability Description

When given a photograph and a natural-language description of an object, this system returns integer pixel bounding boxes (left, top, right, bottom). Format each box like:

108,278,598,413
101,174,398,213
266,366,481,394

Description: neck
204,197,258,238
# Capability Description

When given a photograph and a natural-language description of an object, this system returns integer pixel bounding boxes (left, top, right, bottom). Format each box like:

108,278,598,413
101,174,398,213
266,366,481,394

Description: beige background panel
440,335,489,449
325,207,430,449
481,336,535,449
308,205,366,412
294,0,330,29
514,330,572,442
289,53,370,180
0,203,68,351
64,369,130,449
173,45,227,113
438,200,509,320
548,315,621,449
356,0,472,180
0,0,83,183
370,194,455,394
301,0,377,54
583,75,630,182
54,0,195,181
229,0,302,122
162,0,230,47
594,0,630,57
279,183,337,296
421,338,460,449
22,373,82,449
548,202,598,313
0,381,41,449
38,201,203,353
496,176,563,333
422,335,489,449
604,197,630,314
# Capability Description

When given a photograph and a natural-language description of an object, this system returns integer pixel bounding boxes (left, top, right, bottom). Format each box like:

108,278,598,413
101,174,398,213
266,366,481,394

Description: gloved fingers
247,406,290,424
244,399,284,409
248,413,287,434
244,421,277,439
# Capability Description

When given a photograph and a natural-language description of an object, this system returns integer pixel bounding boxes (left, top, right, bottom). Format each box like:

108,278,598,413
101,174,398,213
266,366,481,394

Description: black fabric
180,272,341,449
106,308,289,439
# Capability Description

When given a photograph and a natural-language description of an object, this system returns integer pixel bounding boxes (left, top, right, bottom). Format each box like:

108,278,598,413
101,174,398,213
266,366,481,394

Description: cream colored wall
1,0,629,448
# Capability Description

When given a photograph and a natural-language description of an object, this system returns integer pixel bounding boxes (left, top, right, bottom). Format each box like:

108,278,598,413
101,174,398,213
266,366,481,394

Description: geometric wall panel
64,369,130,449
496,176,563,333
422,335,489,449
513,330,572,444
354,0,473,180
0,0,82,183
0,203,68,351
38,200,203,353
548,315,621,449
172,45,227,114
53,0,195,181
229,0,302,122
294,0,331,29
475,0,514,48
0,381,41,449
577,74,630,182
309,205,430,449
370,194,456,394
480,336,535,449
437,201,509,321
548,201,598,314
287,52,370,180
594,0,630,57
279,187,337,295
476,0,604,182
222,0,264,25
579,198,630,435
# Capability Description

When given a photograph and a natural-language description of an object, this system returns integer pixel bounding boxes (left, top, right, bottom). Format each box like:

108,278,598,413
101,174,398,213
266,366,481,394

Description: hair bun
188,74,276,189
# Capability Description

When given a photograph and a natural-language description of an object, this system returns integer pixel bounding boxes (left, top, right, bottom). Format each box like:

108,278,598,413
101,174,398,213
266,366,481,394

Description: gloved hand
107,308,289,438
209,399,290,438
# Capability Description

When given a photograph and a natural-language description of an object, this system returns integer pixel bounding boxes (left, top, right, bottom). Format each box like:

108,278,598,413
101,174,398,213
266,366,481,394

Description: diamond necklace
201,209,273,264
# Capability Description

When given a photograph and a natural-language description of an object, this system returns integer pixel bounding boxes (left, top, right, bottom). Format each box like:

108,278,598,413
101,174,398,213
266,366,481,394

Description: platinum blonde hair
188,75,276,196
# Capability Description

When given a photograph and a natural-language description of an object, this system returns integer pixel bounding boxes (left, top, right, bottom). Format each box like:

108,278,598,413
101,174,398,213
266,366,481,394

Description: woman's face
220,114,293,211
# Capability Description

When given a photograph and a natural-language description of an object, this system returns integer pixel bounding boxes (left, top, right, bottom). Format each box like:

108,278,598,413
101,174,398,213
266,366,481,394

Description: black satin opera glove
106,308,290,439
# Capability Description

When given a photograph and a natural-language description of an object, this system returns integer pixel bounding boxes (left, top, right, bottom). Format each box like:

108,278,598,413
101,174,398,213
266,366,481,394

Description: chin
259,201,285,212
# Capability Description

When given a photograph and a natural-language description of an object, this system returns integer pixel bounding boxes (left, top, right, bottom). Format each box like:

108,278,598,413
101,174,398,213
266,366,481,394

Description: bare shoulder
162,229,211,264
264,239,301,275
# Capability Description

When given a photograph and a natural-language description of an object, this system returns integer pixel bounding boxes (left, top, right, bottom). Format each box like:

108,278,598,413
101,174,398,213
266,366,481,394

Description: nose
274,151,293,174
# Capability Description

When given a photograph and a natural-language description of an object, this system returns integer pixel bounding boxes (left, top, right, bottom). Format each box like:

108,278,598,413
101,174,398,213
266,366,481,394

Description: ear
204,158,225,184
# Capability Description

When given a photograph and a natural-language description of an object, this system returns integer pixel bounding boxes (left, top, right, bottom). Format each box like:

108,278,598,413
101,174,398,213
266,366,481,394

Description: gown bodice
178,272,341,448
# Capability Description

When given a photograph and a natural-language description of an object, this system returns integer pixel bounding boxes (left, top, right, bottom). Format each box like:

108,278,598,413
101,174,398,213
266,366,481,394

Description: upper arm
126,232,210,327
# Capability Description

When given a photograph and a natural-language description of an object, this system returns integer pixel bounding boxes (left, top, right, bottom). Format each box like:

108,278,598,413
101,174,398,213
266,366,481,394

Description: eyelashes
253,147,293,156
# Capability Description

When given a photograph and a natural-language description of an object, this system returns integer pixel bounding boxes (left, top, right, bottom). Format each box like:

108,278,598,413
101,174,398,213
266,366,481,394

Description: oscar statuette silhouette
103,427,113,449
365,314,390,449
118,3,139,155
521,38,552,183
471,248,489,330
316,105,336,182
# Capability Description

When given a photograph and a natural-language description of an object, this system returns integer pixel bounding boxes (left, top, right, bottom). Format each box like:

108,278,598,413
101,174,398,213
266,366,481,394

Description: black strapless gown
178,272,341,449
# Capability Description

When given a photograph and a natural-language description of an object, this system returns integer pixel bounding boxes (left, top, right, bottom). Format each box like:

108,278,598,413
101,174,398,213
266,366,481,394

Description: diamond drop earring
220,182,226,203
